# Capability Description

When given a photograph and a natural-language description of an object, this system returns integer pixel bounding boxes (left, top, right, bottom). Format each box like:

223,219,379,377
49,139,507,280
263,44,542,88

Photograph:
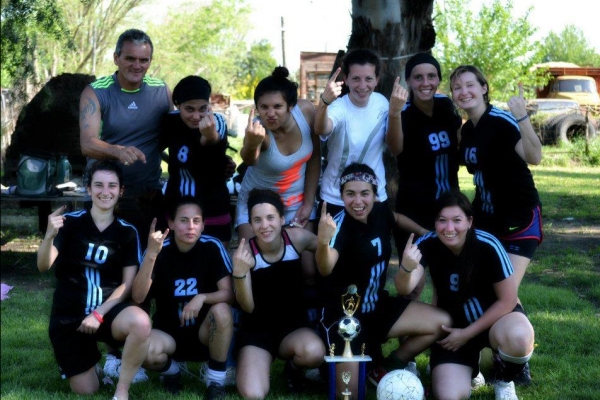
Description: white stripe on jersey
200,234,233,272
489,106,519,131
179,168,196,197
475,229,513,277
329,209,346,247
435,153,450,198
85,267,103,315
463,297,484,323
117,218,143,264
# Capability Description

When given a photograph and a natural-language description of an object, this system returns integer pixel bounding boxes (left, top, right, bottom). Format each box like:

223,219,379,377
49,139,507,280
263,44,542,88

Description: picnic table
1,192,86,233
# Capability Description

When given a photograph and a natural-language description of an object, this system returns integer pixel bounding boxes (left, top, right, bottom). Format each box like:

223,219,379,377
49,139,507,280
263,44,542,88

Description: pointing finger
518,82,524,98
247,109,255,128
149,218,157,234
163,228,170,238
405,233,415,251
50,205,66,217
394,76,400,89
330,67,341,83
321,201,328,219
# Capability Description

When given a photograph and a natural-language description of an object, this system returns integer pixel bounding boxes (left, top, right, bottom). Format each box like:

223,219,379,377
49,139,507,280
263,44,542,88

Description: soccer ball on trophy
337,316,361,340
376,369,424,400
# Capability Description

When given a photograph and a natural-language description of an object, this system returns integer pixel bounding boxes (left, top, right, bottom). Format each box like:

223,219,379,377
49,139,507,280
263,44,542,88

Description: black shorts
236,320,307,359
319,294,411,359
429,304,526,378
49,302,136,378
166,327,210,362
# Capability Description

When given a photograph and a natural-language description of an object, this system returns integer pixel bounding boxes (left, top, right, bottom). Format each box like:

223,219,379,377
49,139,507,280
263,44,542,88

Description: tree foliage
1,0,148,104
235,40,277,99
1,0,71,98
433,0,547,101
146,0,275,98
538,25,600,67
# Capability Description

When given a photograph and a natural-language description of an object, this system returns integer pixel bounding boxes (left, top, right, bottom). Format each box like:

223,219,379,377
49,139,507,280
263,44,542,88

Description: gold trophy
325,285,371,400
341,370,352,400
337,284,362,358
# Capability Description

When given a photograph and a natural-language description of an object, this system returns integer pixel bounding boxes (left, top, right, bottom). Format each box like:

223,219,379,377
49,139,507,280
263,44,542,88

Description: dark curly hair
253,66,298,108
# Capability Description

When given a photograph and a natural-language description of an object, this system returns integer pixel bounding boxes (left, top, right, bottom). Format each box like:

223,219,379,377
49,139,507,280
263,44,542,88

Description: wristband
400,264,413,273
516,114,529,123
232,274,247,279
320,93,332,106
92,310,104,324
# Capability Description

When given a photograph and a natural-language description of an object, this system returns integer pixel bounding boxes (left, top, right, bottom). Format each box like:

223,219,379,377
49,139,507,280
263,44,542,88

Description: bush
541,137,600,167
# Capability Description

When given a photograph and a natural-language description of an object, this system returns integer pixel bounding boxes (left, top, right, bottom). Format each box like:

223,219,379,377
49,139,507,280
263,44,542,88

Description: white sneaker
131,367,149,383
471,371,486,389
103,354,148,384
406,361,420,377
199,362,236,386
305,368,325,383
103,354,121,379
495,380,518,400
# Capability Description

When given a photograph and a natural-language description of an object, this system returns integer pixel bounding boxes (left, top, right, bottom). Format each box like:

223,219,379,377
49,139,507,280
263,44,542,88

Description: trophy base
324,355,372,400
325,355,372,363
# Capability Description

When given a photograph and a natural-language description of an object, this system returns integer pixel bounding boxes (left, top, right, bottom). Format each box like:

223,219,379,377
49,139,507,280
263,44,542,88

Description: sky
244,0,600,74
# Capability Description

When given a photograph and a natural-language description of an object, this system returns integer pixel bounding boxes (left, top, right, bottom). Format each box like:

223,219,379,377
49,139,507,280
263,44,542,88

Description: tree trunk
349,0,436,94
348,0,436,204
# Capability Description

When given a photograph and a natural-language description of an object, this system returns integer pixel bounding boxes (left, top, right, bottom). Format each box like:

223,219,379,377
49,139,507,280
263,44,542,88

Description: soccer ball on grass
376,369,424,400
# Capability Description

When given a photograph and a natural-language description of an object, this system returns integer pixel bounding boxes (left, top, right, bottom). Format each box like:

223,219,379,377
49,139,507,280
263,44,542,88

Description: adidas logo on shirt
128,102,138,110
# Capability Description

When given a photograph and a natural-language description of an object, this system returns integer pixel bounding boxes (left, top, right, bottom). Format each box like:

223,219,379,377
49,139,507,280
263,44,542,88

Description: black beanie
405,53,442,81
172,75,211,105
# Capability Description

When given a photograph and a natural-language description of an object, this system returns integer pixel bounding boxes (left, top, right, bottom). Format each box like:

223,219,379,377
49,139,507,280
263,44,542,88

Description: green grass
2,159,600,399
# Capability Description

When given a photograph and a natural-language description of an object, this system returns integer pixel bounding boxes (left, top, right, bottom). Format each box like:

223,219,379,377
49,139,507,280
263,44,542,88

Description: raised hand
45,205,66,240
401,233,421,271
317,202,337,244
198,107,217,137
321,67,343,105
146,218,169,257
389,77,409,115
232,238,255,277
244,108,266,148
508,82,528,121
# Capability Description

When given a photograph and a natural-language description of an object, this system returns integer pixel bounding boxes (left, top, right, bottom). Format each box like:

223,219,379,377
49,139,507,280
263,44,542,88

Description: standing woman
37,160,151,400
316,163,452,395
160,75,233,247
396,190,535,400
452,65,541,386
449,65,542,291
236,66,320,239
232,189,325,399
391,53,462,240
315,48,405,216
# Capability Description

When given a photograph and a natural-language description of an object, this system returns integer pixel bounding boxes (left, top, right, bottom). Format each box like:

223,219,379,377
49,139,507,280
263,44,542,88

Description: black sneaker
513,362,532,386
206,381,226,400
284,360,305,393
160,371,182,395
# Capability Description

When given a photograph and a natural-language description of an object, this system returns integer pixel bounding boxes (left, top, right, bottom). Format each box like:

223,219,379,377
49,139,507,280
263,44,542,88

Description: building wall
299,52,338,105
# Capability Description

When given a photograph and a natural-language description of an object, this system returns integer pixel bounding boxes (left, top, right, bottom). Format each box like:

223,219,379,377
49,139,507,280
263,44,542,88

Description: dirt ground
1,201,599,291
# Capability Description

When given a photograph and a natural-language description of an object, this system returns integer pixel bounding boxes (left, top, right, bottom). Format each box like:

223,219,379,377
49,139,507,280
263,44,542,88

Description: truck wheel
542,115,565,145
556,114,597,143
